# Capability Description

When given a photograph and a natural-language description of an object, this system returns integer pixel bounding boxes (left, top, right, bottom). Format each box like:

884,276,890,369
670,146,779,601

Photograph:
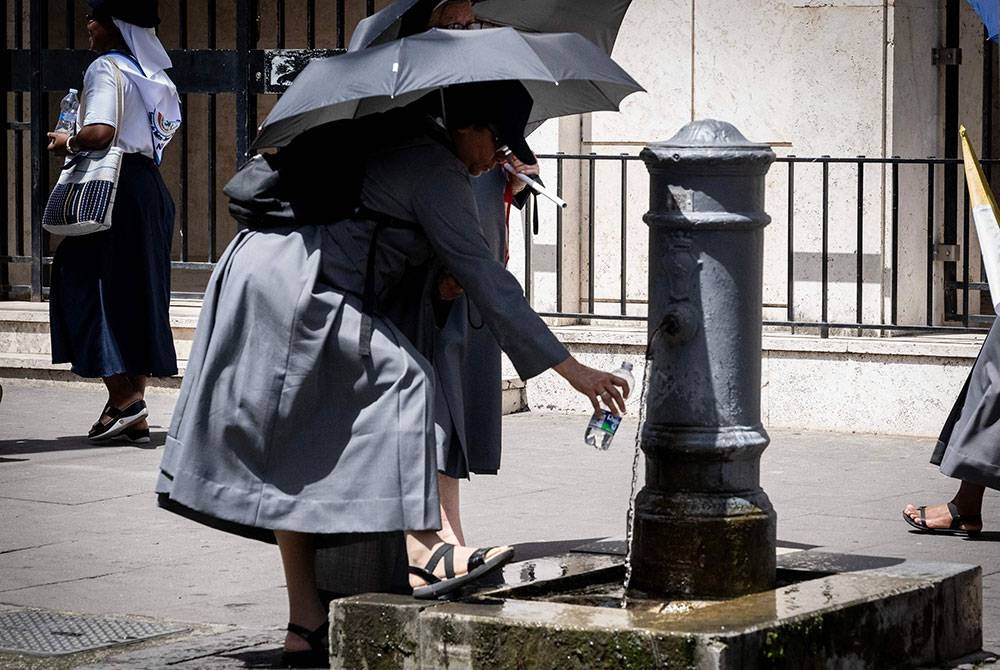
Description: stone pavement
0,377,998,668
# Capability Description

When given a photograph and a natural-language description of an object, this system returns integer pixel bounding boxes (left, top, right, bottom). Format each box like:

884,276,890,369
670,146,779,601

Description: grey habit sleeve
411,163,569,380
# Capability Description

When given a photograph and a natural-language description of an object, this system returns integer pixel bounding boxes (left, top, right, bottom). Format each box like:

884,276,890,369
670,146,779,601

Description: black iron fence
521,153,997,334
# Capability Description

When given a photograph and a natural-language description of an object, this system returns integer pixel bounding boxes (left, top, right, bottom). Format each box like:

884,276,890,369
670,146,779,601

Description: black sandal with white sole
409,543,514,600
902,501,982,537
88,399,148,442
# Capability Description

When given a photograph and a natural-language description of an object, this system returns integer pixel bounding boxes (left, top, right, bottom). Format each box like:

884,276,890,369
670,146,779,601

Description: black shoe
88,399,148,442
113,427,151,445
281,621,329,668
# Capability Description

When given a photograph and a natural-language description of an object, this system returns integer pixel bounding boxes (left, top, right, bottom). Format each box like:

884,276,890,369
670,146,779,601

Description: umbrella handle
503,163,568,209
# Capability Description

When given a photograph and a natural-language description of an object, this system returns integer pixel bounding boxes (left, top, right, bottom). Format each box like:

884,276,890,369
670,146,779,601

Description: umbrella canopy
967,0,999,41
253,27,643,151
347,0,631,55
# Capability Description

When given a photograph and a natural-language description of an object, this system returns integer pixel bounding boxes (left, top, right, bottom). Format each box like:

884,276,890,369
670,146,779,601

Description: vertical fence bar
207,0,217,262
29,0,47,300
942,0,960,320
821,157,829,337
366,0,375,16
620,155,628,316
276,0,285,47
587,154,596,314
555,155,563,313
962,180,970,327
15,0,26,264
64,0,73,49
236,0,256,167
308,0,316,49
336,0,345,49
1,0,9,298
856,157,864,334
891,159,900,325
786,158,795,325
926,161,935,326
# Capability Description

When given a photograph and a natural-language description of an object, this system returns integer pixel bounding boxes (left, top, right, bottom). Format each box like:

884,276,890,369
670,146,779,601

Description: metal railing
520,152,996,334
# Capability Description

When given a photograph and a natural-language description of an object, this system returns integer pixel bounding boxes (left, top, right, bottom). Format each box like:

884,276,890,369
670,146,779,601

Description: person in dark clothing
46,0,181,444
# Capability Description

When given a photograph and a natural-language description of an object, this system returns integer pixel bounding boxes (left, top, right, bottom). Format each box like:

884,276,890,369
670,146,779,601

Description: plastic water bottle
53,89,79,134
583,361,635,450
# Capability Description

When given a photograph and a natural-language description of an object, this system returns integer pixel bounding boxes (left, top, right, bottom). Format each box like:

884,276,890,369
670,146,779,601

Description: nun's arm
412,163,567,381
47,124,114,155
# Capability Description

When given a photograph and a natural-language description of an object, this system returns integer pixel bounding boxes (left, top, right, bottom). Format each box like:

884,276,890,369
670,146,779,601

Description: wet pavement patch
0,609,188,656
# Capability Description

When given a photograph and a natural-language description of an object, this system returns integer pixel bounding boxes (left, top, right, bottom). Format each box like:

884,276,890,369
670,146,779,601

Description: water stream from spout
620,357,651,608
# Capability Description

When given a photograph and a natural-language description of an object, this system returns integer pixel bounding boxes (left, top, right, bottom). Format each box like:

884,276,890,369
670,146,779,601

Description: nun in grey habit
155,81,629,664
903,317,1000,537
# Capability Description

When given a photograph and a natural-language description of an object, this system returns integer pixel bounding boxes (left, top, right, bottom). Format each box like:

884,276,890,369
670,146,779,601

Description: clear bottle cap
69,88,78,94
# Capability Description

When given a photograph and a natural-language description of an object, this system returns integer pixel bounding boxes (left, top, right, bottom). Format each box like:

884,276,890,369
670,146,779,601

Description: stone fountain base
326,545,981,669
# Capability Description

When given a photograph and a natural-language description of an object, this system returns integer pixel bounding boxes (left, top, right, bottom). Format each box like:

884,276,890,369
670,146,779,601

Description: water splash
620,357,651,608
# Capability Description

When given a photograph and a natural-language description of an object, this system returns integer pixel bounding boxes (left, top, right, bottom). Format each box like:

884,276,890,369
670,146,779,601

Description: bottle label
587,409,621,435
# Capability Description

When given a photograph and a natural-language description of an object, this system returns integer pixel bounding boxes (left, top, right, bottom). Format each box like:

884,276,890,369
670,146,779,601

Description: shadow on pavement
903,529,1000,543
0,431,166,456
511,537,607,561
965,531,1000,542
221,646,287,669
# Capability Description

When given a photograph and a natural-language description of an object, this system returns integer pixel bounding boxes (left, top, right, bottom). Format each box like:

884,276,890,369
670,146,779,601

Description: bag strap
78,56,125,149
104,57,126,148
355,204,419,358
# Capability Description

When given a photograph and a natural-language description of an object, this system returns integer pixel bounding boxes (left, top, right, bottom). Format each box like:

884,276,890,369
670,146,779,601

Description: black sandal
281,620,329,669
902,501,982,537
409,543,514,600
88,399,148,442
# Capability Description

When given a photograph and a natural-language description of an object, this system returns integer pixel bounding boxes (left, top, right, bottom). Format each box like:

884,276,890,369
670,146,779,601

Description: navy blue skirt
50,153,177,378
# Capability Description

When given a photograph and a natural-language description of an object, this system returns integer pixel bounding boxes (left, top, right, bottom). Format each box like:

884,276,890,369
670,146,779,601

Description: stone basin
327,545,981,669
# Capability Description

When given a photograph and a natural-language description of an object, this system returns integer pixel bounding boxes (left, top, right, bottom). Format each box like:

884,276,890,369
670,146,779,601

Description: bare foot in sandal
902,501,983,535
406,532,513,599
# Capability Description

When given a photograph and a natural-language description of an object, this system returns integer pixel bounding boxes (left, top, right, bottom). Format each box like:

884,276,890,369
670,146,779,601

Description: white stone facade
509,0,992,331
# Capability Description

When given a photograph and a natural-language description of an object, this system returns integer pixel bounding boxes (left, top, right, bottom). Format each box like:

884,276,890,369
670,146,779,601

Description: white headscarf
112,18,182,165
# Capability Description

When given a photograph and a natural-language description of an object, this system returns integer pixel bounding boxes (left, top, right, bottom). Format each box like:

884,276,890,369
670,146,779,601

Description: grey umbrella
252,27,643,151
347,0,631,55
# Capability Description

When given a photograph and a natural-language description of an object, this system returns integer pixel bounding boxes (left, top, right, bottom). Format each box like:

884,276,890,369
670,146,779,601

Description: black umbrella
347,0,632,55
252,27,642,151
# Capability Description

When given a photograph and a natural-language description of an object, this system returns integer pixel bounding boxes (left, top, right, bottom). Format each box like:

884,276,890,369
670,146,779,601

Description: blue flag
968,0,1000,41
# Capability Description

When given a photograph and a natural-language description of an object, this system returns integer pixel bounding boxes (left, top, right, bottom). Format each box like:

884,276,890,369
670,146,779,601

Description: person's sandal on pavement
281,620,330,668
409,542,514,599
902,501,982,537
88,399,148,442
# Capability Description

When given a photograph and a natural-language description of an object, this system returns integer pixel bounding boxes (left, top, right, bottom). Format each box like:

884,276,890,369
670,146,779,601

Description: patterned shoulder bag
42,57,125,236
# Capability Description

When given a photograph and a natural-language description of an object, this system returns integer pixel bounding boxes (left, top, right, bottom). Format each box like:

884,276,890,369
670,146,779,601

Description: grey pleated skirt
932,317,1000,491
156,226,441,537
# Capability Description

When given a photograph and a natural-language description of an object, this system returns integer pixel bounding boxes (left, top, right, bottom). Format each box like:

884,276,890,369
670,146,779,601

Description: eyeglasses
441,21,491,30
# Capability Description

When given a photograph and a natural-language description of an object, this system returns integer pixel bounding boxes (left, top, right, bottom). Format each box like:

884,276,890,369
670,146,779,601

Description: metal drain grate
0,609,187,656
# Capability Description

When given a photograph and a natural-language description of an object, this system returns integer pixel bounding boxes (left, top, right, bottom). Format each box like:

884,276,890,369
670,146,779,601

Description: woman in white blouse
46,0,180,444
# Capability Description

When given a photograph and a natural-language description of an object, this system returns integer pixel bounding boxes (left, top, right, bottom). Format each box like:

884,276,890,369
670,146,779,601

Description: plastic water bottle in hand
53,89,79,134
583,361,635,450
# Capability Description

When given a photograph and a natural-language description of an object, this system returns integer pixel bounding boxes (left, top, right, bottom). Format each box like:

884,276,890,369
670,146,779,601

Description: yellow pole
960,125,1000,212
960,125,1000,310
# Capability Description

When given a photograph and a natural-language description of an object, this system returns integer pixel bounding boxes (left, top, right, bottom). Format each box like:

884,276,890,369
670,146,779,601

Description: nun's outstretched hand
553,355,630,416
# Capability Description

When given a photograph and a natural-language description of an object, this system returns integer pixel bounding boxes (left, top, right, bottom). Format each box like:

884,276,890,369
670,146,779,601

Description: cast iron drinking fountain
326,121,982,669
